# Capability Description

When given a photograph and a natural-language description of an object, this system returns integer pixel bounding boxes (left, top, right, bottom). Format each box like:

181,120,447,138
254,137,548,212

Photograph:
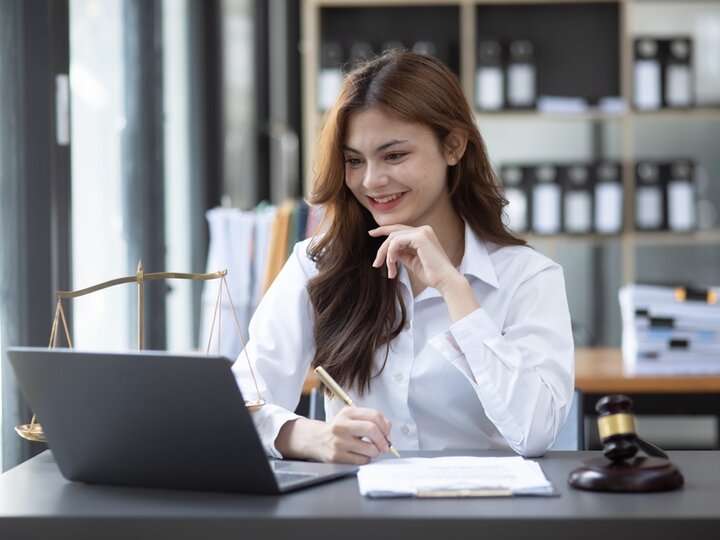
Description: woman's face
342,107,456,229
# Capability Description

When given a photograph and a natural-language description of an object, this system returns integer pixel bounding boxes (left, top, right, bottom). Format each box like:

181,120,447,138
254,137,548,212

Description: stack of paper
356,456,555,498
619,283,720,375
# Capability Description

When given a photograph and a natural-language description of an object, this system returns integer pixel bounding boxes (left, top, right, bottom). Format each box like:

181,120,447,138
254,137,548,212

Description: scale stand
15,261,264,443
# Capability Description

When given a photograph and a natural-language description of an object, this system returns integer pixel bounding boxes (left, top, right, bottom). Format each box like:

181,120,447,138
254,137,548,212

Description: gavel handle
635,436,669,459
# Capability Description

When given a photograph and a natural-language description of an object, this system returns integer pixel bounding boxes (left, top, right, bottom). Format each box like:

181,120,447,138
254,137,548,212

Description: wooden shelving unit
300,0,720,288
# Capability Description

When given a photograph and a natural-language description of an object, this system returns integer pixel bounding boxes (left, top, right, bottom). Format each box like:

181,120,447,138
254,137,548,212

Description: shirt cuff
429,306,499,353
250,403,302,459
428,307,502,384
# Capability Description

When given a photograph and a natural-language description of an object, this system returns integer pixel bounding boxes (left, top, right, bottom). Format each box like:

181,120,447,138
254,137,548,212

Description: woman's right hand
275,407,393,464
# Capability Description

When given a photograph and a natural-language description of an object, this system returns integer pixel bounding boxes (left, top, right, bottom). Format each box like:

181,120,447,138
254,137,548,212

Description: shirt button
401,426,410,436
394,373,404,382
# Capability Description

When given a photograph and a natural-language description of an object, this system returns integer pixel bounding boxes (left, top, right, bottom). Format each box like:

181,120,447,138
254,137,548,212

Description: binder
500,165,529,233
506,39,536,109
664,38,693,108
318,42,344,111
475,40,504,111
665,160,696,232
561,164,593,234
635,161,665,231
531,164,561,234
634,38,662,110
594,162,623,234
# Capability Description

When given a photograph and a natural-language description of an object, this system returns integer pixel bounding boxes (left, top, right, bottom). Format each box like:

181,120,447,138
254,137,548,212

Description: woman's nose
362,162,389,190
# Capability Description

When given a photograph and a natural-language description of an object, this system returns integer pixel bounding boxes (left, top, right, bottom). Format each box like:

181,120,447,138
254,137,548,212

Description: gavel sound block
568,394,684,492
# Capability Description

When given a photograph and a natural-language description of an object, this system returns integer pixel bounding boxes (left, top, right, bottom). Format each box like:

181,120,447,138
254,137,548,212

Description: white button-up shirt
233,223,574,458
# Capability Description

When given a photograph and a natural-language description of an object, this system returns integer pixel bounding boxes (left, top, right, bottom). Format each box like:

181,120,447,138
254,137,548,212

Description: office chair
308,387,585,451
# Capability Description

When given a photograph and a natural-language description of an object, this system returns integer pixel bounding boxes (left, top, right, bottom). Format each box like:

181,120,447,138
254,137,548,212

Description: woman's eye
344,157,363,166
386,152,407,161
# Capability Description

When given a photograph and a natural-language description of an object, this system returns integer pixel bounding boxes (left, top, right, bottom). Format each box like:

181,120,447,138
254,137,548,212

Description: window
70,0,130,349
70,0,203,352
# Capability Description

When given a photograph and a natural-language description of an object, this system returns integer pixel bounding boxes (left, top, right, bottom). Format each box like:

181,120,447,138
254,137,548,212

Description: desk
576,348,720,448
1,450,719,540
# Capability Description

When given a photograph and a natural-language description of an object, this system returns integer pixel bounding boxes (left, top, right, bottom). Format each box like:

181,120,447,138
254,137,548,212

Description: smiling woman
232,50,575,465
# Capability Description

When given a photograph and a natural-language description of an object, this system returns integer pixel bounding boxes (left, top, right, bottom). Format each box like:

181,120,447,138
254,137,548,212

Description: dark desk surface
1,450,719,540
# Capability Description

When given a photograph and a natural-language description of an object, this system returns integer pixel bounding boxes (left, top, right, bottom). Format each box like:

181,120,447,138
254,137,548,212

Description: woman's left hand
369,224,460,293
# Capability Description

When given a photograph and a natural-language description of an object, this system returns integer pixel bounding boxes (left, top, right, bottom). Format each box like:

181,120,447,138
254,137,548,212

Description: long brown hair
307,50,525,395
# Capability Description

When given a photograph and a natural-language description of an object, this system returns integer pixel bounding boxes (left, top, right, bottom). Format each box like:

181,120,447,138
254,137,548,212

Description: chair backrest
309,387,585,451
550,389,585,450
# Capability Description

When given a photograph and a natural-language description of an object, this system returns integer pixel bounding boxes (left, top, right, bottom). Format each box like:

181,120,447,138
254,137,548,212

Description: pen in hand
313,366,401,458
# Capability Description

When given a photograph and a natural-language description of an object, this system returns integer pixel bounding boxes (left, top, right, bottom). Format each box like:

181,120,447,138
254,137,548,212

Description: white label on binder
475,68,504,110
634,60,661,110
318,69,344,111
504,187,527,232
532,183,561,234
594,182,623,234
564,191,592,233
636,186,663,229
668,181,695,231
666,65,692,107
507,64,535,107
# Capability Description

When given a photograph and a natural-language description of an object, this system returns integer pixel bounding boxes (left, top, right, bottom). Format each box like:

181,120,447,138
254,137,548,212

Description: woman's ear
444,128,468,166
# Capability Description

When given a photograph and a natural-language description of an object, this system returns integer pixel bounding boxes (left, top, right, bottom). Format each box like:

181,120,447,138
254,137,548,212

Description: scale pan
245,399,265,412
15,423,47,443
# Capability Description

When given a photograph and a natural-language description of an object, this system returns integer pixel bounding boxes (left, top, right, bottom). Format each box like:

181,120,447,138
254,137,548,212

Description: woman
233,50,574,464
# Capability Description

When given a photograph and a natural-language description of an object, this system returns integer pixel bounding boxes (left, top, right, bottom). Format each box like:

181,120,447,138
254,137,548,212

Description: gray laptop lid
7,347,357,494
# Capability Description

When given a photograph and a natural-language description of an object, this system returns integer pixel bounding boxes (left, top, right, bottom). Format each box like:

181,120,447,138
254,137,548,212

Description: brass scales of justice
15,262,265,443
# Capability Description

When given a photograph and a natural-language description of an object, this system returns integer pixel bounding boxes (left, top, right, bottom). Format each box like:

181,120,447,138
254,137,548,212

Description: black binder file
665,160,696,232
506,39,536,109
635,161,665,231
561,164,593,234
531,165,561,234
476,40,504,111
664,38,693,108
634,38,662,110
500,165,529,233
594,162,623,235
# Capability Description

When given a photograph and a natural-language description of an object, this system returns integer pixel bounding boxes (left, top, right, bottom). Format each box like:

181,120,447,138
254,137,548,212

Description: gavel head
595,394,638,463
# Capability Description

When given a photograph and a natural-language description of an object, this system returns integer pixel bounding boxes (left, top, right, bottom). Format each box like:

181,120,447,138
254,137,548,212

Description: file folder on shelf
594,162,623,235
561,164,593,234
635,162,665,231
665,160,696,232
634,38,662,110
531,164,561,234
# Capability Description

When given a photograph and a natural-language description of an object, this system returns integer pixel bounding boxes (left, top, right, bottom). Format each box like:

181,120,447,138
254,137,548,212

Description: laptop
7,346,358,494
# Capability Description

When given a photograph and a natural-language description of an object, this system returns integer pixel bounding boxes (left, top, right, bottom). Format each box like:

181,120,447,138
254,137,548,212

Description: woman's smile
367,192,406,210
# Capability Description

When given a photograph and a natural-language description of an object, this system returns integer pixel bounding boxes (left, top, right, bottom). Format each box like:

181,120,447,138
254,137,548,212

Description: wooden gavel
596,394,668,463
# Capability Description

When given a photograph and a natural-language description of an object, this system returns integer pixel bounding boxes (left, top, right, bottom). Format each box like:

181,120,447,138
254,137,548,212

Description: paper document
357,456,556,498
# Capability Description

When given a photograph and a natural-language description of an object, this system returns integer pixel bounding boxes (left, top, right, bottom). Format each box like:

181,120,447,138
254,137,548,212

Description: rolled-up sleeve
231,240,316,458
429,263,574,457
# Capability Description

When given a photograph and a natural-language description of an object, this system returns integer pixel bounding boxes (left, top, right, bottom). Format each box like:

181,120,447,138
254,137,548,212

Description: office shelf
301,0,720,288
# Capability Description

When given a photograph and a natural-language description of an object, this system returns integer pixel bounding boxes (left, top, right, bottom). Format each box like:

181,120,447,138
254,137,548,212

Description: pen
314,365,401,458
